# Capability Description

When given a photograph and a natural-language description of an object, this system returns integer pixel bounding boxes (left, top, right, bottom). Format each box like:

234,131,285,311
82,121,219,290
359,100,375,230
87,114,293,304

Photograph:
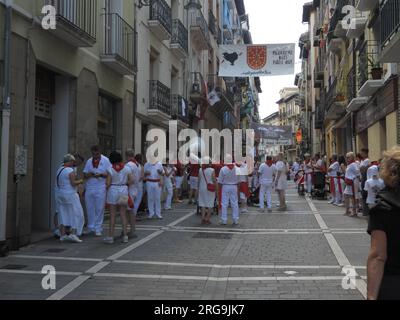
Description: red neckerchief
113,162,125,173
92,157,100,169
226,164,235,170
266,160,273,167
348,160,355,165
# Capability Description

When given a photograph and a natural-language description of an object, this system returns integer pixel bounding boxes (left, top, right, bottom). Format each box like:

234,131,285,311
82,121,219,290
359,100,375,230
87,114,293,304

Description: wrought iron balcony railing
46,0,97,44
208,9,217,36
102,13,136,73
380,0,400,48
149,80,171,115
171,19,188,53
328,0,350,41
150,0,172,35
358,40,380,87
188,9,210,46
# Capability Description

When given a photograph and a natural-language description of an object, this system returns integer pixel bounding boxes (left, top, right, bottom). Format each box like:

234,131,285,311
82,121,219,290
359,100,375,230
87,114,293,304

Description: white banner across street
219,43,295,77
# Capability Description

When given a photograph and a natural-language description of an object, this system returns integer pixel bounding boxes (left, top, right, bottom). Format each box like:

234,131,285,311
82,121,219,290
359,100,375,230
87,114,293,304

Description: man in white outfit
258,156,276,213
144,157,164,219
327,154,342,205
344,152,361,217
83,146,111,236
125,149,140,238
218,155,240,225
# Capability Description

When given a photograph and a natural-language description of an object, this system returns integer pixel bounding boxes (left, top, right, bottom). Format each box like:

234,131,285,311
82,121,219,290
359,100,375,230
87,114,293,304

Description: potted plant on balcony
368,57,383,80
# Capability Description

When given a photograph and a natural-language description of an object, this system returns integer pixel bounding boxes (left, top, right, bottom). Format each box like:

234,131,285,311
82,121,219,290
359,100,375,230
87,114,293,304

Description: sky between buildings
245,0,309,120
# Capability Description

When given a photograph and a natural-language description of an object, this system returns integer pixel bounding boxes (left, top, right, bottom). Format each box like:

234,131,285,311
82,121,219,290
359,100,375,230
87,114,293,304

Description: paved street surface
0,183,369,300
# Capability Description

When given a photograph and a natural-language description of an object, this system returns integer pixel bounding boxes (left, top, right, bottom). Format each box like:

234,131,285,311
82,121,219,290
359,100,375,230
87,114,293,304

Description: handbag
202,168,216,192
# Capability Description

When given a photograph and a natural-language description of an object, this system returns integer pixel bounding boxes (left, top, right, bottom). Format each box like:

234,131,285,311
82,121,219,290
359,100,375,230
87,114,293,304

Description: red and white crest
247,46,267,70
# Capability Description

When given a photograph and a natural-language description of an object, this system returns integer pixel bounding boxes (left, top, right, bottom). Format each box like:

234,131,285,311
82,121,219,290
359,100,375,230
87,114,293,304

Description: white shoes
241,208,248,213
103,237,114,244
122,235,129,244
95,231,102,237
60,234,82,243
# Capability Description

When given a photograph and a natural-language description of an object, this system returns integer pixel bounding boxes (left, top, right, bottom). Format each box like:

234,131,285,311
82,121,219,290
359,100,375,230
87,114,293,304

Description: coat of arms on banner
247,46,267,70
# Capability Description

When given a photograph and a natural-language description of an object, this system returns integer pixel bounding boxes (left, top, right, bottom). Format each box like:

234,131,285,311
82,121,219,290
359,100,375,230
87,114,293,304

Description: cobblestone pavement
0,184,369,300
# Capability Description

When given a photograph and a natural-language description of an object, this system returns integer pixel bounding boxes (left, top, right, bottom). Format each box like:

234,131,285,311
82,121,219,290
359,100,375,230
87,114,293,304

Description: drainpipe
133,1,138,152
0,0,13,255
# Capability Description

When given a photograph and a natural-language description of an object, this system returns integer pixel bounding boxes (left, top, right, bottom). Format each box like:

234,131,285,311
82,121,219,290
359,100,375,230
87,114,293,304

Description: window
98,94,117,157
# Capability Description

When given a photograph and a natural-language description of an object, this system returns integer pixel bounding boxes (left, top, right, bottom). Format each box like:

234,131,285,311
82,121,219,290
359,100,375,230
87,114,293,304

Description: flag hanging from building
219,43,295,77
251,123,293,146
207,90,221,106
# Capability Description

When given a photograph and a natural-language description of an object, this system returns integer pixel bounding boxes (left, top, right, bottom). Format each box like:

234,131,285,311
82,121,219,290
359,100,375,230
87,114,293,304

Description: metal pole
0,0,13,250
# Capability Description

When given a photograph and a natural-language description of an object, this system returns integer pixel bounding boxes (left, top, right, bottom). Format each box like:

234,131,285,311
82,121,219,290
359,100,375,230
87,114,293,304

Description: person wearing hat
55,154,85,243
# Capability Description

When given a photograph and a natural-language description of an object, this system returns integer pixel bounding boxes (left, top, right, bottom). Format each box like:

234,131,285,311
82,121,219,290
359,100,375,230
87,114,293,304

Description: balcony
357,40,385,96
346,11,368,39
189,9,210,50
356,0,379,11
148,80,171,122
380,0,400,62
190,72,207,104
328,0,349,41
313,55,325,88
208,9,217,36
170,19,188,59
211,89,235,119
101,13,136,75
172,95,189,127
328,38,344,53
45,0,97,47
347,97,369,112
326,77,347,120
148,0,172,41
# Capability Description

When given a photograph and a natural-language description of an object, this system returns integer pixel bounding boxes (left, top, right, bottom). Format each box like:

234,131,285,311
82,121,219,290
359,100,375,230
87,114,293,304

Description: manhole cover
44,248,67,253
0,264,27,270
193,233,232,240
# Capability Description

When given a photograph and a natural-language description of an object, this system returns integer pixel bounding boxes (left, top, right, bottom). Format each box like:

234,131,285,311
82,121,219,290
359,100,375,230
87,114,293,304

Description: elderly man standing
83,145,111,237
144,156,165,220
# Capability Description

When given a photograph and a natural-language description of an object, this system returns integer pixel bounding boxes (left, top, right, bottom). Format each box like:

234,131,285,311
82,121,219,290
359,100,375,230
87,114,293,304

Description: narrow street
0,183,369,300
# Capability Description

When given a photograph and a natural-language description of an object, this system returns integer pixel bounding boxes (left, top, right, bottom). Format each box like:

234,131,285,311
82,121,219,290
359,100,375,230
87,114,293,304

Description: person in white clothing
83,146,111,236
237,161,250,213
218,156,240,225
364,165,385,210
198,158,217,225
55,154,85,243
359,148,371,216
144,157,165,219
328,154,341,205
163,161,176,210
275,153,288,211
303,154,313,194
344,152,361,217
125,149,141,239
104,151,133,244
291,158,300,181
258,156,276,213
133,154,145,215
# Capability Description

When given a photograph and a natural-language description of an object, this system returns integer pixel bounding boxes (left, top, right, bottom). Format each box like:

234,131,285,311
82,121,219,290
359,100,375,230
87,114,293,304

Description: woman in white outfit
104,151,133,244
275,153,288,211
163,163,176,210
198,159,217,225
55,154,85,243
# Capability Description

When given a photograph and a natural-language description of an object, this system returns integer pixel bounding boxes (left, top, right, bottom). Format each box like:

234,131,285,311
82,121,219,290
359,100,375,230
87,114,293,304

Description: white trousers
164,182,174,209
85,187,106,233
221,185,239,223
334,178,342,203
259,183,273,209
133,184,143,214
147,182,162,218
305,173,313,193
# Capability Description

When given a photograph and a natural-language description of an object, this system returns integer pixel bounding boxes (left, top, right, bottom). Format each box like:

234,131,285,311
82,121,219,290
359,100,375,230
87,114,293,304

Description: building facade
259,111,280,160
299,0,399,161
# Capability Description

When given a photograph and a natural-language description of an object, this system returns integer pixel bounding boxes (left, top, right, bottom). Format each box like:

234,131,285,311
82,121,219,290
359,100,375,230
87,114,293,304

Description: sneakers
219,221,227,226
157,216,164,220
69,234,83,243
82,228,93,236
103,237,114,244
241,208,248,213
122,235,129,243
95,231,102,237
233,221,239,226
60,235,69,242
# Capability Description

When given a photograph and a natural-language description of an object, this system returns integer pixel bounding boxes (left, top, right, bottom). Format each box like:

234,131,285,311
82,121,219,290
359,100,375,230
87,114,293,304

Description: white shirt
314,159,324,172
345,162,360,181
144,162,164,181
218,166,239,185
126,161,141,185
258,163,276,185
55,166,76,194
364,178,385,205
237,163,249,183
360,158,370,168
328,162,340,177
304,161,313,173
108,166,131,186
83,155,111,190
292,162,300,173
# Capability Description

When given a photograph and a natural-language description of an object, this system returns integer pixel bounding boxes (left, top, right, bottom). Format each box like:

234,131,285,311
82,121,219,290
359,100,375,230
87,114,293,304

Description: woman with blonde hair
367,146,400,300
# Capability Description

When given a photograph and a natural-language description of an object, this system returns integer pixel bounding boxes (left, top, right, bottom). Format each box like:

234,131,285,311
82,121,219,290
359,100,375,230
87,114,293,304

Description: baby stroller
247,186,260,207
311,172,327,200
295,170,305,197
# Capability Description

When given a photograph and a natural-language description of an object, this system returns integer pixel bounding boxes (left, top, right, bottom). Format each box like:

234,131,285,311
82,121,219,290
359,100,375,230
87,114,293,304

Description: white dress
55,166,84,235
275,161,288,190
106,166,131,205
198,168,216,208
